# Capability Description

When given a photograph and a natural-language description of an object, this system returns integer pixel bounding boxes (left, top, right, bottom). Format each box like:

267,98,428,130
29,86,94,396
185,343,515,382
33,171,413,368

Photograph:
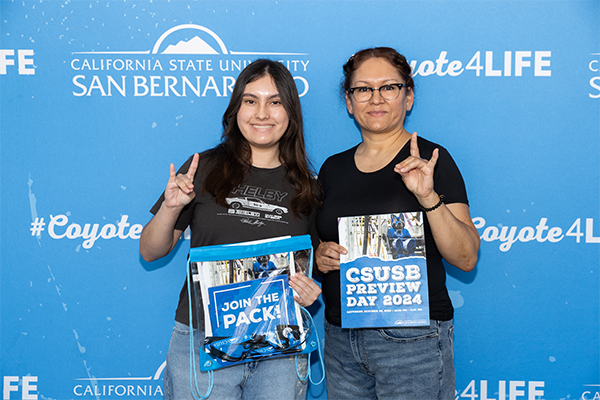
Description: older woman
315,47,480,399
140,59,321,400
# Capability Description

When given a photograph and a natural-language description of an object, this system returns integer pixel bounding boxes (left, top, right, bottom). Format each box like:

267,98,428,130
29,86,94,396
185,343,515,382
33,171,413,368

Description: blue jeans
164,321,308,400
324,319,455,400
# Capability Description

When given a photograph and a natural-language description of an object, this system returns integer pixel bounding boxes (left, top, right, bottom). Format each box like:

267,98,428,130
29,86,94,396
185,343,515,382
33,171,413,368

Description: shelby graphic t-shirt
150,154,316,326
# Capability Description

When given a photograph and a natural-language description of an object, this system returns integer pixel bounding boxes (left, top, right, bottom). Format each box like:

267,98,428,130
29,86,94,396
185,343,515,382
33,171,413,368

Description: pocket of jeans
378,326,439,343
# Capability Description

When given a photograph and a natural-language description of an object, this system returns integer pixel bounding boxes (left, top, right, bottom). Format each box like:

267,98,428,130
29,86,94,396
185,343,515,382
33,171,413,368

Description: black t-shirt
150,154,317,326
316,137,469,326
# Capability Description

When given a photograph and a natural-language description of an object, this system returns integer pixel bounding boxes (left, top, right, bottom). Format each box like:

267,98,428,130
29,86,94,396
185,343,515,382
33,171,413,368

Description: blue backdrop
2,1,599,399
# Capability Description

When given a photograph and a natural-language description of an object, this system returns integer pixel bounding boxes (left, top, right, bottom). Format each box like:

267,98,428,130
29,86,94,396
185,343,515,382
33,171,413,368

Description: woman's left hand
289,274,321,307
394,132,440,206
395,131,480,272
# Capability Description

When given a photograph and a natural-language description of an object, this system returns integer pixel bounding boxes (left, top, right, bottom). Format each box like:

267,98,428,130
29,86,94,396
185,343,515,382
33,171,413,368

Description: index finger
410,132,420,158
186,153,200,179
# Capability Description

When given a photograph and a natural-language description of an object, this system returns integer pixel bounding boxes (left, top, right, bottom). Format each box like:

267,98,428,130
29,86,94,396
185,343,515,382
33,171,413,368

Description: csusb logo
70,24,310,98
72,362,165,397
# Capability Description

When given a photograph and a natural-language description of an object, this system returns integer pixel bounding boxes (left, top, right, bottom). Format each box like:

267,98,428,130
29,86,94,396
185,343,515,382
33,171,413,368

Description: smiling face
236,74,290,157
346,57,414,137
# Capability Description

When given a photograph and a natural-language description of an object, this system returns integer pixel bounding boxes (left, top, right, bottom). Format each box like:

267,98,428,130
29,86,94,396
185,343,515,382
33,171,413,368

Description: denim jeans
163,321,308,400
324,319,455,400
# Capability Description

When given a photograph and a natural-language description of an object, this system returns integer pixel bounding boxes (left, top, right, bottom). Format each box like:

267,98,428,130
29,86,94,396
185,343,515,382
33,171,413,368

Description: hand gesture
289,274,322,307
164,153,199,210
394,132,439,203
315,241,347,274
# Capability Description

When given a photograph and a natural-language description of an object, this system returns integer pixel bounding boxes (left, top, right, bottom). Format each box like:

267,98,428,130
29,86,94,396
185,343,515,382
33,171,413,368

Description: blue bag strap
294,307,325,386
186,257,213,399
189,235,312,263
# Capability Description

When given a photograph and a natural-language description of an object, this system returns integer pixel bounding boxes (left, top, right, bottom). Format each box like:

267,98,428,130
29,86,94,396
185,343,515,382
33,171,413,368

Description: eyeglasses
347,83,407,103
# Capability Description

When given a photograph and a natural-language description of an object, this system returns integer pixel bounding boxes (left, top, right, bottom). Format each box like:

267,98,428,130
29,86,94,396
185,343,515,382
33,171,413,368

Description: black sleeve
433,146,469,207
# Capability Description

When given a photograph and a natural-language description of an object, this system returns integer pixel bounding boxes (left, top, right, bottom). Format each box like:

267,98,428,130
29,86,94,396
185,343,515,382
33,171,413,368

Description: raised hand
164,153,200,209
394,132,439,204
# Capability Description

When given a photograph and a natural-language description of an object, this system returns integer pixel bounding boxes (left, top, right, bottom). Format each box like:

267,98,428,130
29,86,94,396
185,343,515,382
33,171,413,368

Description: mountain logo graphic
162,36,219,55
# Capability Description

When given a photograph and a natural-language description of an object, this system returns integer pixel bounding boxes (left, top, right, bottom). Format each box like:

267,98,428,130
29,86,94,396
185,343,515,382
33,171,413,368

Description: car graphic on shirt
225,197,289,215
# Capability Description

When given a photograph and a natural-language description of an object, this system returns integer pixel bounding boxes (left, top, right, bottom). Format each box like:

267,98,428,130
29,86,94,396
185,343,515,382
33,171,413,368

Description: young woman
140,59,321,400
315,47,480,400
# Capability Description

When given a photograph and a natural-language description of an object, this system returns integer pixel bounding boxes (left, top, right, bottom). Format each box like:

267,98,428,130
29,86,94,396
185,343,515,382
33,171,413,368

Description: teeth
252,125,273,128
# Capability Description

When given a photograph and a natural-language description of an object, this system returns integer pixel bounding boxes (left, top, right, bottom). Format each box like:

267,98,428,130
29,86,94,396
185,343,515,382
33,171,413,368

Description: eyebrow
241,93,281,100
353,79,400,86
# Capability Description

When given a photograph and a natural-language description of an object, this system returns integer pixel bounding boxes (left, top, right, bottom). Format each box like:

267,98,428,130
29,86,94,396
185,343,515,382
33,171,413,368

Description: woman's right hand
315,241,347,274
164,153,199,209
140,154,198,262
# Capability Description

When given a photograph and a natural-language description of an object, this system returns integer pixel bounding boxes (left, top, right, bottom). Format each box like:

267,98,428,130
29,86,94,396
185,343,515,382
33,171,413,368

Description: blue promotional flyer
1,1,599,399
339,212,429,328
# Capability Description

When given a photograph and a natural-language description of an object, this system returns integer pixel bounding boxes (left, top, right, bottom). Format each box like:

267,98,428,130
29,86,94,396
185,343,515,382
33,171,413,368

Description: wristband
419,195,445,212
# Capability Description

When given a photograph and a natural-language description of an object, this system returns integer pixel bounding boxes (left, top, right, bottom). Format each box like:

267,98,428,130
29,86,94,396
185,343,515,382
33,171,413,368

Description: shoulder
198,145,226,167
318,145,358,174
173,146,226,190
415,136,451,158
197,145,230,175
414,136,461,173
317,146,359,188
176,147,220,172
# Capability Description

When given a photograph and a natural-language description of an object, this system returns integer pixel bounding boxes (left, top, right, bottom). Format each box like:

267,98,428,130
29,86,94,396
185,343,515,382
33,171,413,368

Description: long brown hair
202,59,319,217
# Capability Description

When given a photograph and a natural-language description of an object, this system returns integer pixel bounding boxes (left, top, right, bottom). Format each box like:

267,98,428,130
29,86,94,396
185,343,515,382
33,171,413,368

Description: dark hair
202,59,319,217
341,47,414,96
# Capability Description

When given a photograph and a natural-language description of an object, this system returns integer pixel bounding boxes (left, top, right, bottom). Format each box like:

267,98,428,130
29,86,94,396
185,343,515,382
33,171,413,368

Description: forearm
139,202,184,262
419,195,480,271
